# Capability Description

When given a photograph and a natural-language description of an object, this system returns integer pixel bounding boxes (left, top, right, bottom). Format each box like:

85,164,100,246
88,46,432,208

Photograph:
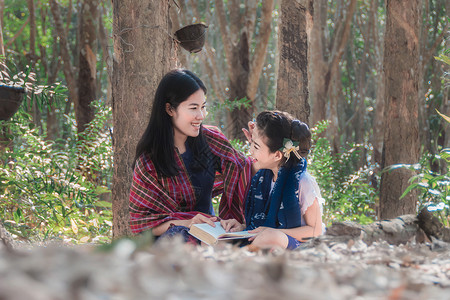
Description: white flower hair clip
280,138,301,160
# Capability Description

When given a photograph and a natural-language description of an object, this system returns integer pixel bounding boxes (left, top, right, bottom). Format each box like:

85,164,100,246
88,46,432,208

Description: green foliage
205,97,252,125
398,115,450,227
0,101,113,244
392,153,450,227
229,138,250,155
308,121,377,225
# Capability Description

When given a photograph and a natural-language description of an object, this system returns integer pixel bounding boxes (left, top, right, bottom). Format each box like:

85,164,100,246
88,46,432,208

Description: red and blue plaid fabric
129,126,252,234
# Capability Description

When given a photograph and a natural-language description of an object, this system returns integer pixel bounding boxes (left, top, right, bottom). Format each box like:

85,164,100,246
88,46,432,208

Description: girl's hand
248,227,288,249
220,219,245,232
248,226,269,241
242,121,255,143
188,214,218,228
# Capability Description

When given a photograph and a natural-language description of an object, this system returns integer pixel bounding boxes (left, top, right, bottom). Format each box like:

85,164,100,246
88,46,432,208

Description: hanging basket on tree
0,85,25,121
174,23,208,53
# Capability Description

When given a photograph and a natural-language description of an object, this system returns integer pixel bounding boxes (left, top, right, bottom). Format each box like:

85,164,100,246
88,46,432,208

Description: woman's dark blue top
181,144,219,215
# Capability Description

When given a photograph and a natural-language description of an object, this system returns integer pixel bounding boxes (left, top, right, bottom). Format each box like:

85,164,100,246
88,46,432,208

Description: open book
188,222,256,246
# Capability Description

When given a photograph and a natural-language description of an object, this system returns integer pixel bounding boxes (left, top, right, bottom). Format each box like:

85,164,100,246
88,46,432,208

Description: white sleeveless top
298,172,325,233
269,171,325,233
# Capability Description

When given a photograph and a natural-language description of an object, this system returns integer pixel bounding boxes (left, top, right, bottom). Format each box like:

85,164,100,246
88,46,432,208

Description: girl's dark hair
255,110,311,169
133,69,208,177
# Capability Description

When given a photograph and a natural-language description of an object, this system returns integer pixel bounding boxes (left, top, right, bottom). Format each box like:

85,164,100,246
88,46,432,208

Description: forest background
0,0,448,244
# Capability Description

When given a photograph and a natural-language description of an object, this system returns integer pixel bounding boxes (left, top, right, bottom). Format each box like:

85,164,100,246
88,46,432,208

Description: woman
129,69,252,238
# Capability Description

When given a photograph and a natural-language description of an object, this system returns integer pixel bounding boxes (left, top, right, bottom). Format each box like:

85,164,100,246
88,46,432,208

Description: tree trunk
169,3,189,69
443,1,450,150
27,0,36,64
112,0,173,238
379,0,421,219
213,0,274,140
27,0,42,131
429,58,444,173
354,1,375,146
98,5,112,107
309,0,327,126
227,31,251,140
372,62,385,168
417,1,448,157
309,0,356,151
0,0,4,59
328,70,341,153
76,0,98,133
275,0,312,124
370,1,385,169
49,0,78,115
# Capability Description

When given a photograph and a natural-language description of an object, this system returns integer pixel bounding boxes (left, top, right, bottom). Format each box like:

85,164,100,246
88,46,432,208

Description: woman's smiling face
166,89,206,142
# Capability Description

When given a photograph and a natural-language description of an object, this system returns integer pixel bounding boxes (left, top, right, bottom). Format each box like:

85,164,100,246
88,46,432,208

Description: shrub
308,121,377,225
0,100,113,243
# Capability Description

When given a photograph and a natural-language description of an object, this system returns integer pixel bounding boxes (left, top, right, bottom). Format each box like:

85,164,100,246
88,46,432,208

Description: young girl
129,69,252,239
222,111,324,250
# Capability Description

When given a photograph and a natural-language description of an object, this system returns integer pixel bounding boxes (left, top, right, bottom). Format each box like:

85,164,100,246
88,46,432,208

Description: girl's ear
165,103,173,116
274,150,283,162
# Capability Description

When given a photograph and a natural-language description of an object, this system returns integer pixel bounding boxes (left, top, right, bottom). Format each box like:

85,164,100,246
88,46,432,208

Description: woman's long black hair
133,69,208,177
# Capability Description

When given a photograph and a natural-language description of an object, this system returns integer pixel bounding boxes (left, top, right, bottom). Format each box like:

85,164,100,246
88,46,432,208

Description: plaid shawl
129,126,252,234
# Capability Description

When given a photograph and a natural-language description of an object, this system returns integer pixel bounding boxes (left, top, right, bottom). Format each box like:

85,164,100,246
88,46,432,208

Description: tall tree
275,0,312,124
214,0,274,140
112,0,174,237
379,0,421,219
442,0,450,150
370,0,386,169
417,0,448,173
0,0,5,60
76,0,98,133
309,0,357,152
27,0,42,129
26,0,36,65
49,0,78,119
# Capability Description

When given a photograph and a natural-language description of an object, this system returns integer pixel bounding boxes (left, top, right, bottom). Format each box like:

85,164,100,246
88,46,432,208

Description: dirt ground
1,235,449,300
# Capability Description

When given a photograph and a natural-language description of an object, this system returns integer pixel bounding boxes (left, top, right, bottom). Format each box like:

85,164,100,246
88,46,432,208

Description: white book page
192,222,254,238
191,222,227,238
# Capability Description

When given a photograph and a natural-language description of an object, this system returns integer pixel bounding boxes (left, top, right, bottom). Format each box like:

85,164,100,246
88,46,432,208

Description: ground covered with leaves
1,235,449,300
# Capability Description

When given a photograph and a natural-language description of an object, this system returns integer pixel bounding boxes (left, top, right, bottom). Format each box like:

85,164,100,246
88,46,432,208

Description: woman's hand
242,120,255,143
220,219,245,232
187,214,218,228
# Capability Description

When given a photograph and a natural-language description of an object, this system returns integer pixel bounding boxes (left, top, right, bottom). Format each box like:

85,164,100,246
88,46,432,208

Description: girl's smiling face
250,128,282,174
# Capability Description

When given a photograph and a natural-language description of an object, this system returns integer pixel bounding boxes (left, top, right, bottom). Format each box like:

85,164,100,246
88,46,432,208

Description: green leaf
13,208,22,223
435,54,450,66
400,183,419,199
436,109,450,124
